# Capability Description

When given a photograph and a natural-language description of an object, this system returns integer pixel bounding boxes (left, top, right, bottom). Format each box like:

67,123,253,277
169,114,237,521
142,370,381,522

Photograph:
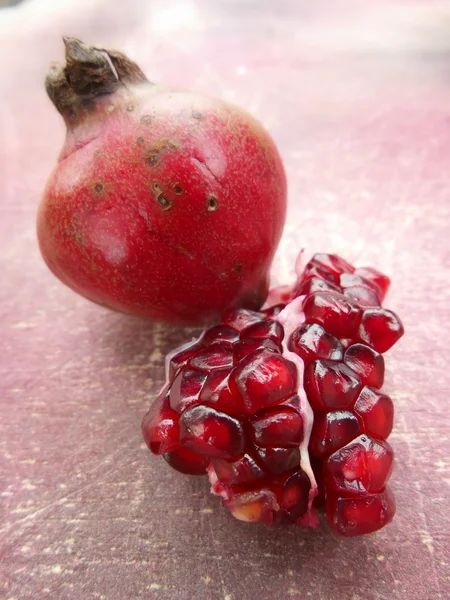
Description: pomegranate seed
301,263,339,284
295,277,341,297
340,273,369,288
280,470,311,522
226,488,279,524
221,308,263,331
190,343,234,372
354,387,394,440
289,322,343,364
253,445,300,475
310,253,355,276
142,394,180,455
277,394,302,414
304,360,362,412
242,320,284,345
327,487,396,536
233,349,297,414
163,446,210,475
199,368,245,416
344,286,381,307
325,435,394,495
355,267,390,302
201,325,240,346
212,454,265,486
179,405,244,459
309,411,361,458
344,343,385,387
169,342,203,378
233,338,280,363
169,368,207,414
358,308,404,353
249,408,304,448
303,291,362,338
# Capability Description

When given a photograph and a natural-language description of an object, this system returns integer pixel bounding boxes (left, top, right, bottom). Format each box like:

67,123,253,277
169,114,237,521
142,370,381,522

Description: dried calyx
45,37,148,118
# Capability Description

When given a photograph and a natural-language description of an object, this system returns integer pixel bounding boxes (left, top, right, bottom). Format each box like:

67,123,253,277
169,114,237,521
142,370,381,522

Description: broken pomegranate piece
142,252,404,537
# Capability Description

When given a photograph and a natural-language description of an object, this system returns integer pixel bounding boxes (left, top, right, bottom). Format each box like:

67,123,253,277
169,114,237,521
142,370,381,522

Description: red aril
289,323,344,364
179,405,244,459
303,292,363,338
344,343,385,387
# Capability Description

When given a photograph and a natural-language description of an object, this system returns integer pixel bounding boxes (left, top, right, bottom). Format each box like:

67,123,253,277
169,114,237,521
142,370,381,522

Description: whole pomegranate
37,38,287,324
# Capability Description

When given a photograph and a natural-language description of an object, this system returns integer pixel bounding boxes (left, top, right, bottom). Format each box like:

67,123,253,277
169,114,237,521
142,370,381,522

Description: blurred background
1,2,449,600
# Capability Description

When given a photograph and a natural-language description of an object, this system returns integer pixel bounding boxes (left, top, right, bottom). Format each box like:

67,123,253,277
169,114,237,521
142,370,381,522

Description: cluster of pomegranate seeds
142,253,404,536
143,306,315,526
291,253,403,535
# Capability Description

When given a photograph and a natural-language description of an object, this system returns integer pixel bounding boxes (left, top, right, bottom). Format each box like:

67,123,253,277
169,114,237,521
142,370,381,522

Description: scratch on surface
398,413,443,598
191,156,221,185
206,515,229,600
0,435,136,538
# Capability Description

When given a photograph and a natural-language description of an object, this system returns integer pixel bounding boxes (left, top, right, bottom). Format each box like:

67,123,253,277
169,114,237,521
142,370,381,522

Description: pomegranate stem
45,37,149,118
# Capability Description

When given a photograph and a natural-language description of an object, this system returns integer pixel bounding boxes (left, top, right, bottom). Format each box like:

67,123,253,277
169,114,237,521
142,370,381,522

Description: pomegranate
142,253,404,536
37,38,286,324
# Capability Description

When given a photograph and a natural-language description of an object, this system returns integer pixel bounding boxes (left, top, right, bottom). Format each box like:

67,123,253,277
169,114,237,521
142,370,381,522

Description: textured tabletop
1,1,449,599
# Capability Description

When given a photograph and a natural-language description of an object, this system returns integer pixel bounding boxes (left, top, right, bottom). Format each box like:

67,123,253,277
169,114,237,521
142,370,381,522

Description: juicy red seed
163,446,210,475
189,343,234,372
226,488,278,524
249,408,304,448
179,405,245,459
242,319,284,344
303,291,362,338
280,470,311,522
311,252,355,276
169,343,203,378
340,273,369,288
212,454,265,486
301,263,339,284
304,360,362,412
277,394,302,414
201,325,240,346
355,267,390,302
344,343,385,388
254,445,301,475
344,286,381,308
289,322,343,364
142,402,180,455
309,411,361,458
325,434,394,495
221,308,263,332
199,368,245,416
169,368,207,414
354,386,394,440
261,303,286,317
233,349,297,414
233,338,280,363
295,276,341,297
358,308,404,353
327,487,396,536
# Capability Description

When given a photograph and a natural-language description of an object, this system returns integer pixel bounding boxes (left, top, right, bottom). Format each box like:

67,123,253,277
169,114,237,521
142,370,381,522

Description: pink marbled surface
1,1,449,599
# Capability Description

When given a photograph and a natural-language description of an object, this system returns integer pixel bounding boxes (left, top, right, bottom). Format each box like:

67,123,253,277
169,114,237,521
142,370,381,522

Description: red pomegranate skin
37,40,287,325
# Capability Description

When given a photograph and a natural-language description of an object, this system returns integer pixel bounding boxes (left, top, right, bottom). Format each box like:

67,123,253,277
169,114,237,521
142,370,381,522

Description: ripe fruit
142,252,404,536
37,38,287,324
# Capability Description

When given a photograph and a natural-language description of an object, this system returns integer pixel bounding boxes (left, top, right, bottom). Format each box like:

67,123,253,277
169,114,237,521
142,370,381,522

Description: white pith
275,296,318,526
